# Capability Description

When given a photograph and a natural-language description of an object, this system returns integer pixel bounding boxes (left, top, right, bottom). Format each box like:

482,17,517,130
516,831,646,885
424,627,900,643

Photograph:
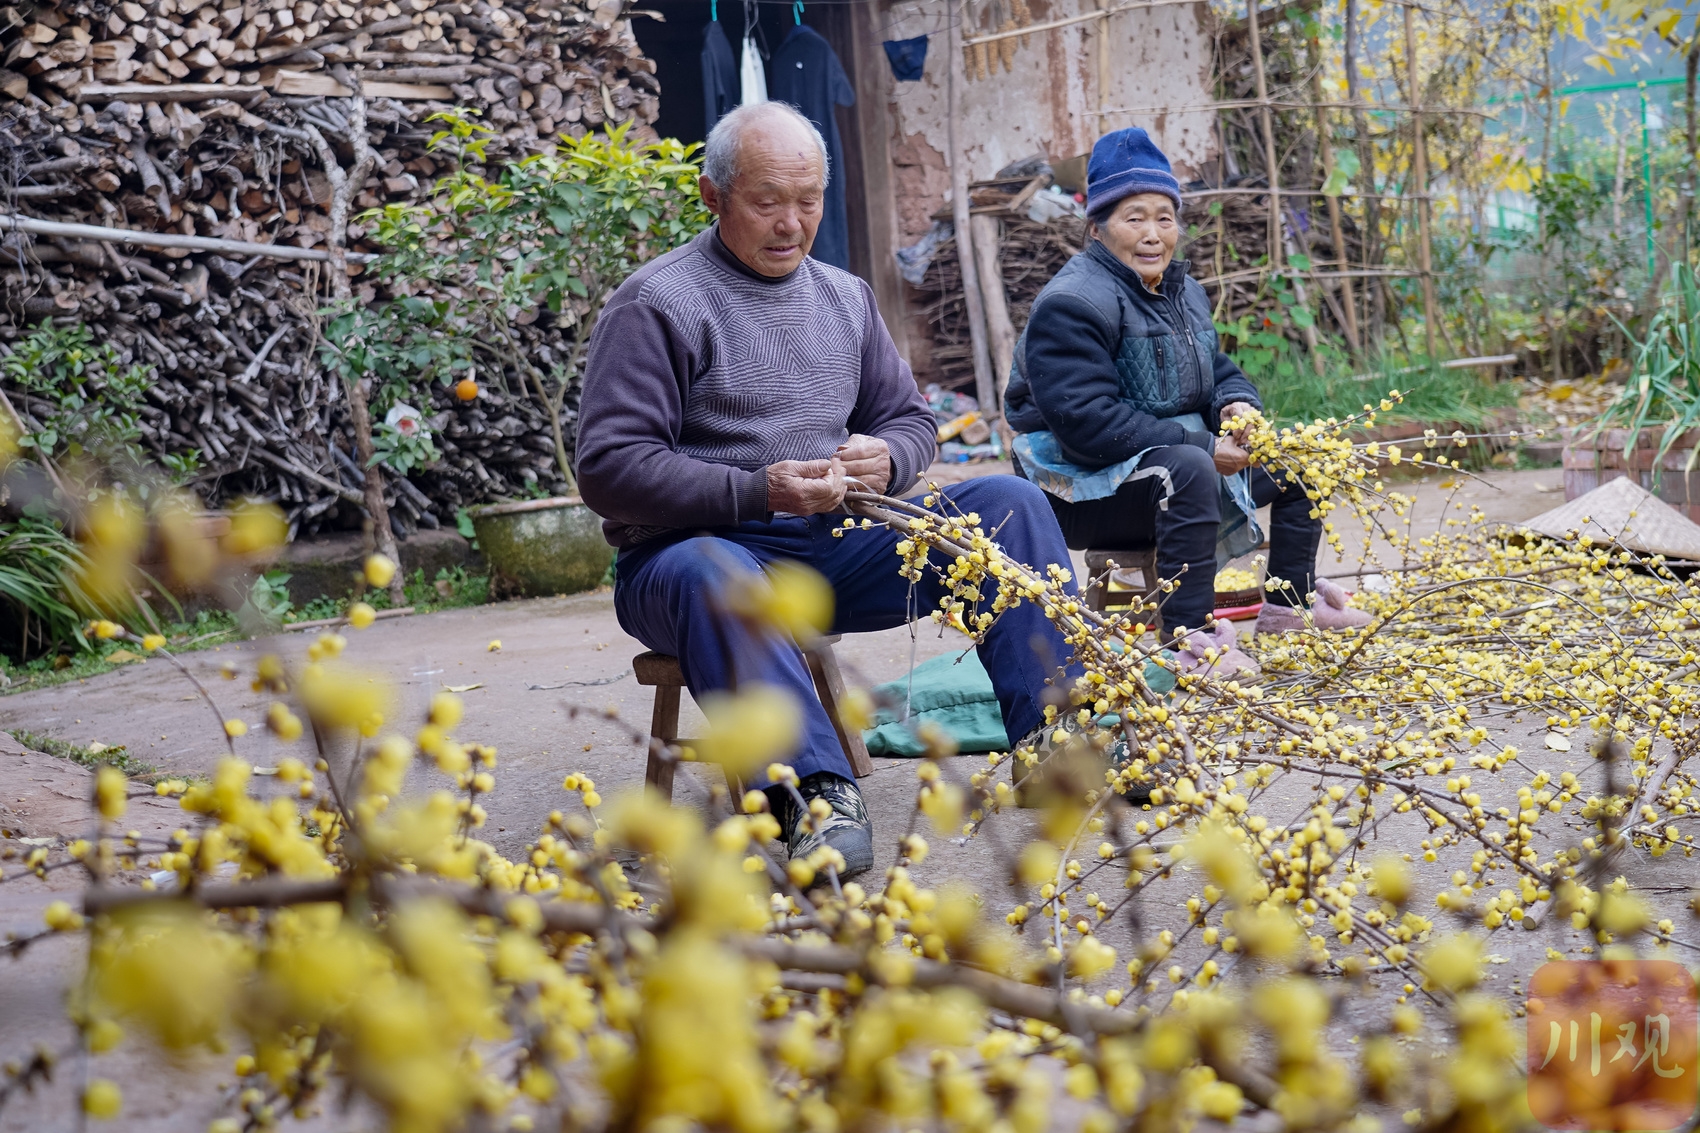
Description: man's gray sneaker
780,772,875,878
1010,714,1157,806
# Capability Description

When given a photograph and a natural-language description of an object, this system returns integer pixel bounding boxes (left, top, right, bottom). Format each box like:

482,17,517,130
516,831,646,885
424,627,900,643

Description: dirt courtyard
0,464,1593,1130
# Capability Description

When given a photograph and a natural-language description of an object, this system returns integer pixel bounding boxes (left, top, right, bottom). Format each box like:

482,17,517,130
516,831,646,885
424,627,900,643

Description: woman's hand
1212,436,1251,476
1219,401,1258,446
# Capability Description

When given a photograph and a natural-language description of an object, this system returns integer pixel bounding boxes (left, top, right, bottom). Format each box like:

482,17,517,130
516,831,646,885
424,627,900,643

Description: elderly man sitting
576,102,1081,876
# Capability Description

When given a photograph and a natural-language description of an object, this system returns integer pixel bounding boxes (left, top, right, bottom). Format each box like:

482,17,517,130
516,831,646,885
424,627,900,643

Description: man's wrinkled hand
836,434,892,495
1212,436,1251,476
767,457,847,516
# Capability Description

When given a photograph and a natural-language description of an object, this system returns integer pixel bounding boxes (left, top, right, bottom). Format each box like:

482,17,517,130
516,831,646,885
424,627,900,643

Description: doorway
629,0,877,284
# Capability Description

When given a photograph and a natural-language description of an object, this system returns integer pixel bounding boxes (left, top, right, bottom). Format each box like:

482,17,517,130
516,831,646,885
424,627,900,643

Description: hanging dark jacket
701,21,739,136
1004,240,1262,470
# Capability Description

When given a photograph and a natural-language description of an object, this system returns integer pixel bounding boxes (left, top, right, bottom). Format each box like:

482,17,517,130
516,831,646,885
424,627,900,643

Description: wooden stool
633,635,877,801
1082,548,1162,631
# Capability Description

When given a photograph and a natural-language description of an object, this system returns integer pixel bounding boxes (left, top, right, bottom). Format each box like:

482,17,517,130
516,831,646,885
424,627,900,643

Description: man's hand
767,457,847,515
835,434,892,495
1219,401,1258,446
1212,436,1251,476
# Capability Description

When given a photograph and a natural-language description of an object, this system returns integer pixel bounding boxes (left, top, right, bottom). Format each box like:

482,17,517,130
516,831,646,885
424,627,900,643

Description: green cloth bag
862,649,1176,757
863,651,1009,757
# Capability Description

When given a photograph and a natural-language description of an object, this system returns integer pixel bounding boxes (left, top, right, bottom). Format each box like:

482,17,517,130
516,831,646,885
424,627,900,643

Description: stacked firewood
910,213,1087,391
0,0,658,538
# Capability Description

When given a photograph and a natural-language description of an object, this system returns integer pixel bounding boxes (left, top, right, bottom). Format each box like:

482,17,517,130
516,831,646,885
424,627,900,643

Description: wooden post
1344,0,1383,347
970,213,1017,405
948,5,998,415
1311,66,1361,352
1096,0,1111,136
1403,2,1438,359
1246,0,1281,271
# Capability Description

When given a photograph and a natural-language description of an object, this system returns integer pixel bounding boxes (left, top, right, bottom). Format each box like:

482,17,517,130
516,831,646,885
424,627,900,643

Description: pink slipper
1175,619,1261,680
1253,577,1372,634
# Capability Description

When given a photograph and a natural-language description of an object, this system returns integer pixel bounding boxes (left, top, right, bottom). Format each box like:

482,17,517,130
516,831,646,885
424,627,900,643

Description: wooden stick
969,213,1016,406
77,82,266,103
249,447,365,506
948,7,997,420
284,606,415,631
0,214,377,264
1312,63,1361,352
960,0,1201,45
1246,0,1281,271
255,14,416,63
1101,98,1495,118
1196,266,1423,287
1183,187,1428,201
306,81,404,607
1405,3,1438,359
1095,0,1111,135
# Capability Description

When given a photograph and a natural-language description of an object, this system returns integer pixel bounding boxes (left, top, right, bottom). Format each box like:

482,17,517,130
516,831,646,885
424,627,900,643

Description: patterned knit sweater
576,226,936,549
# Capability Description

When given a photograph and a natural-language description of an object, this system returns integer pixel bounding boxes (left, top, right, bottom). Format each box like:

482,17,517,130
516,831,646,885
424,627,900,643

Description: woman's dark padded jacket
1004,240,1261,470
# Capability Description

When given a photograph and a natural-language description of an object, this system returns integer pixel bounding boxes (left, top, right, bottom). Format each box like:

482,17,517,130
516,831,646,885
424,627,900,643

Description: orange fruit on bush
454,378,479,401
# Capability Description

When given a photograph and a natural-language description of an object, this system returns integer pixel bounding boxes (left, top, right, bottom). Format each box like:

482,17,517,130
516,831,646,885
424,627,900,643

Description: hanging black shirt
768,24,856,272
701,20,739,137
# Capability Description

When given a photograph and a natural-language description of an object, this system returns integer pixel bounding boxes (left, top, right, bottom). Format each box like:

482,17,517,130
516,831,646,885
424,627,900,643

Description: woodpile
909,212,1087,392
0,0,659,538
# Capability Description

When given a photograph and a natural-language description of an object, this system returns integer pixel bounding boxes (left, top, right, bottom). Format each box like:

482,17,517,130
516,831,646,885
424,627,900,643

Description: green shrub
1,322,152,468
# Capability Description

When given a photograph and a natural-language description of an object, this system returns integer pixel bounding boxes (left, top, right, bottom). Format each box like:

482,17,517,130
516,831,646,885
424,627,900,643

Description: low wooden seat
634,634,876,801
1082,548,1162,631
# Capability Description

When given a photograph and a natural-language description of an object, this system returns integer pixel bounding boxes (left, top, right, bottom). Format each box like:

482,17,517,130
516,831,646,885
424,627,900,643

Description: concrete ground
0,462,1622,1130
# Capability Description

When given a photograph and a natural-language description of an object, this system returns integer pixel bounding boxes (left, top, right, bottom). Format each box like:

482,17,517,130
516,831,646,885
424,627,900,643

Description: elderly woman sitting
1004,128,1367,677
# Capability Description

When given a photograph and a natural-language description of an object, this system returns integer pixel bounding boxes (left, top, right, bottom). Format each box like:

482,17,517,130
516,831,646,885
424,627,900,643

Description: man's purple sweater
576,226,936,549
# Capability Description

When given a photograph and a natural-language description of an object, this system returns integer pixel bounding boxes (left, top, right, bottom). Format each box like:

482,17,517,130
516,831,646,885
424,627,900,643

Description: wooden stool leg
1136,549,1163,634
644,684,681,801
806,646,876,779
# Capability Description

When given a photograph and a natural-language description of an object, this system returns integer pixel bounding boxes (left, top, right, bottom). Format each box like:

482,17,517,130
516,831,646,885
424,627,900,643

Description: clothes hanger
711,0,717,21
792,0,802,24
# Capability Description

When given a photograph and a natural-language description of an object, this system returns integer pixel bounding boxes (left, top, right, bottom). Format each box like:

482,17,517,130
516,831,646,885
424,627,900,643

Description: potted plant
366,112,711,596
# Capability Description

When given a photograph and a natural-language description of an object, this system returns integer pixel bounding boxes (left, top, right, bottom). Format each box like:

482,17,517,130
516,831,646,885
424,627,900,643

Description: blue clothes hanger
793,0,802,23
711,0,717,19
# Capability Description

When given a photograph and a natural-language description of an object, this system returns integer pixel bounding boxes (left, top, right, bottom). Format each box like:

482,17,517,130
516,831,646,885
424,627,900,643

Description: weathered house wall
862,0,1218,378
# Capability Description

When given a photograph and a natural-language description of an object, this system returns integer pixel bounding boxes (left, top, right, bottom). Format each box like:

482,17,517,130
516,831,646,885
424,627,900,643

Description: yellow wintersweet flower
363,553,397,588
694,684,802,778
81,1080,121,1119
95,765,126,821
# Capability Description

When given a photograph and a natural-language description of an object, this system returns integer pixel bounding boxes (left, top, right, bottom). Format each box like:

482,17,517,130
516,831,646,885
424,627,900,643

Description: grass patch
281,566,491,623
0,567,492,696
12,728,157,779
0,609,241,696
1257,362,1521,428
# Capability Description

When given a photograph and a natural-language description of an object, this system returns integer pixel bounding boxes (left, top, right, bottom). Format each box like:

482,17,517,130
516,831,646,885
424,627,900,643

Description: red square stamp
1527,960,1698,1131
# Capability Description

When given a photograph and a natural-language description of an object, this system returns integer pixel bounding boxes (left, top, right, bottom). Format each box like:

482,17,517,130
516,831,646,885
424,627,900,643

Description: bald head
702,101,830,194
700,102,828,278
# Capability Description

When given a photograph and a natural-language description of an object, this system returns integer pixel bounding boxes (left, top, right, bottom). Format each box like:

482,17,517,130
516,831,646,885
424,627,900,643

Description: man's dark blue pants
613,475,1081,782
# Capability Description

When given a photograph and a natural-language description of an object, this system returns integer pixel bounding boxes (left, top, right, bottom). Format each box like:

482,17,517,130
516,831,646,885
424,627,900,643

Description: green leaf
1332,148,1360,178
1288,253,1313,271
1320,168,1351,197
1289,306,1316,328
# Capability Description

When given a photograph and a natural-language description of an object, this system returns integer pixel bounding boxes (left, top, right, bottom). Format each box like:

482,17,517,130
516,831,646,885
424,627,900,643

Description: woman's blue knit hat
1085,127,1182,219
